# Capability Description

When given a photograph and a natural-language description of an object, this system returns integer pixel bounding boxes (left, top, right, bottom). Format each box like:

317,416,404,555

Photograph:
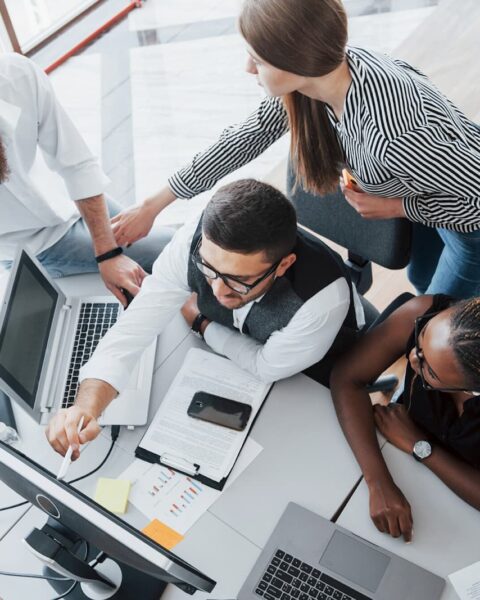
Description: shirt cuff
79,360,125,394
402,196,423,224
202,321,233,355
168,171,196,200
64,163,111,201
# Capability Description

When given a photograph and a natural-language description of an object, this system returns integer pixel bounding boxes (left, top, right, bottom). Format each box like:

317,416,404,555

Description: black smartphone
187,392,252,431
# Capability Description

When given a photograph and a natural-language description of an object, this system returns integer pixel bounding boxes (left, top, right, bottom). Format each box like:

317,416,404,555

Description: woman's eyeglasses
191,239,280,296
414,314,479,394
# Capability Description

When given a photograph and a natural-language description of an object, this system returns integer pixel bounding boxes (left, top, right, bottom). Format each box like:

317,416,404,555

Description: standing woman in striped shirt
112,0,480,299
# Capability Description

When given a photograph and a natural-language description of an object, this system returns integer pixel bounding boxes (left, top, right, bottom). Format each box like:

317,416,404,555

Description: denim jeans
407,222,480,299
1,198,175,278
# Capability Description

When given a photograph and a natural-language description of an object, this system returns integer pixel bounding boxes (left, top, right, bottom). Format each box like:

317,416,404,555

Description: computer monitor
0,441,216,599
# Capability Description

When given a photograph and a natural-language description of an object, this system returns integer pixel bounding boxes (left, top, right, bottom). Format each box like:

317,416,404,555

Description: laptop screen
0,252,58,408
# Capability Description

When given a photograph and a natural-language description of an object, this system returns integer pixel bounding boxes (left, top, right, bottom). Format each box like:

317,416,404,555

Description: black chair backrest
287,164,412,270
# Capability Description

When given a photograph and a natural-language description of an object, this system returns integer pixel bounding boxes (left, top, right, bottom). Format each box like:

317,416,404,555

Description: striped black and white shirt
169,47,480,233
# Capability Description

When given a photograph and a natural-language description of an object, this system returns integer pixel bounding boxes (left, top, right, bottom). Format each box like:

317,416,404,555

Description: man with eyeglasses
46,179,363,456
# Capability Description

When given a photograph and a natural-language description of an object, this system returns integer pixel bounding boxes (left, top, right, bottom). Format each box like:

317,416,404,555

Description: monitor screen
0,251,58,407
0,441,216,595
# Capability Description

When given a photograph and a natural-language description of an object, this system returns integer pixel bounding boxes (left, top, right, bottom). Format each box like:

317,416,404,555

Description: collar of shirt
232,293,265,333
325,47,365,140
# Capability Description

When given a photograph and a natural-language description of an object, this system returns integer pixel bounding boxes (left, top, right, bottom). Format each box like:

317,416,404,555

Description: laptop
0,248,156,426
239,503,444,600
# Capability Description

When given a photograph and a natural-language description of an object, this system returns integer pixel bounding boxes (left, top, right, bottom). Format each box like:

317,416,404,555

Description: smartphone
187,392,252,431
341,168,360,191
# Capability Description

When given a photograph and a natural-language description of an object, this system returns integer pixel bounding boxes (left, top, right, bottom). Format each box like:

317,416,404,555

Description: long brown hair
239,0,348,194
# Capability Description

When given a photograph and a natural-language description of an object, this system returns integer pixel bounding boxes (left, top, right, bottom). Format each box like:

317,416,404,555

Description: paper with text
449,562,480,599
138,348,270,482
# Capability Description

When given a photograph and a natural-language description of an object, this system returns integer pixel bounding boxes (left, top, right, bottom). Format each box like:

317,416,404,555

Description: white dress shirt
80,214,358,388
0,54,110,261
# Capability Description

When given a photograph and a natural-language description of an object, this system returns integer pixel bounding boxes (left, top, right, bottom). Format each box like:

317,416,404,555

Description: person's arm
330,294,434,541
111,96,289,246
385,125,480,228
186,278,348,382
75,194,147,306
27,56,147,305
45,218,198,456
45,379,116,460
373,403,480,510
26,55,110,210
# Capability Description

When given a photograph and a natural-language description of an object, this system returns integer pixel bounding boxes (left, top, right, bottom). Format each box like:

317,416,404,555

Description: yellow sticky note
94,478,131,514
142,519,184,550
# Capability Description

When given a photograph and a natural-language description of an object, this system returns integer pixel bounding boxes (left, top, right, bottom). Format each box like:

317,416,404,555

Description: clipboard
135,382,273,491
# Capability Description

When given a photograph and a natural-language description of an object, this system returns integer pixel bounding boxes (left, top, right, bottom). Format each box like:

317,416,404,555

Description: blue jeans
407,222,480,298
1,198,175,277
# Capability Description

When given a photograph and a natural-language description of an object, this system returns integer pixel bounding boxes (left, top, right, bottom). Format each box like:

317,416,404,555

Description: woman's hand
340,180,405,220
373,404,425,454
111,186,177,246
111,203,158,246
368,476,413,541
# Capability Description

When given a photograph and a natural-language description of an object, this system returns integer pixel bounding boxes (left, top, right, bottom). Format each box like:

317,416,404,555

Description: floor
29,0,480,311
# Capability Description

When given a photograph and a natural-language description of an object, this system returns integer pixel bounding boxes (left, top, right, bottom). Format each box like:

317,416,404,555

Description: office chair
287,163,413,392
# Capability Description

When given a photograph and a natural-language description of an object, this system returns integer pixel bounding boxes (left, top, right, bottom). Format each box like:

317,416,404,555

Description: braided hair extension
449,298,480,391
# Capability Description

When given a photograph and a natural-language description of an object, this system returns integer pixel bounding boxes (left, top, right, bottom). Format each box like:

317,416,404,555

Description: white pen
57,415,85,481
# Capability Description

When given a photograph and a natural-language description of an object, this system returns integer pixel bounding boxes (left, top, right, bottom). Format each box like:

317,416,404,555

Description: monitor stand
28,520,168,600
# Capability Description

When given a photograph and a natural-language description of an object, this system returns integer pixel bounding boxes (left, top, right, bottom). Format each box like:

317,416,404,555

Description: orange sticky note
142,519,184,550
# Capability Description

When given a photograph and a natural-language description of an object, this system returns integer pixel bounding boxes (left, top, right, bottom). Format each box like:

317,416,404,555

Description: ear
275,253,296,278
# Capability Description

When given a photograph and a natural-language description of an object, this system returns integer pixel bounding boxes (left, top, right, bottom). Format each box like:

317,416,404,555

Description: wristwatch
191,313,207,338
412,440,432,462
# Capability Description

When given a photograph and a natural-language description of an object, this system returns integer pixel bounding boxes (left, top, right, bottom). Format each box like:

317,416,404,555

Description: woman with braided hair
331,294,480,543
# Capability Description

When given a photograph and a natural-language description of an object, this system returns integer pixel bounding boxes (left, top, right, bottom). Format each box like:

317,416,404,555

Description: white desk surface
337,442,480,599
0,273,362,599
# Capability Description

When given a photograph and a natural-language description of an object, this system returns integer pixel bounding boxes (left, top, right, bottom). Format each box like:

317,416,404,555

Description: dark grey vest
187,218,358,386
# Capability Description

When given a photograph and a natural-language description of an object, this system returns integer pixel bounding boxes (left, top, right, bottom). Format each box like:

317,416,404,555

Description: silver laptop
0,248,156,426
239,503,444,600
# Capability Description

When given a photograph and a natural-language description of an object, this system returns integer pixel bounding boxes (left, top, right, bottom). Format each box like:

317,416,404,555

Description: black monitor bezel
0,250,59,407
0,440,216,594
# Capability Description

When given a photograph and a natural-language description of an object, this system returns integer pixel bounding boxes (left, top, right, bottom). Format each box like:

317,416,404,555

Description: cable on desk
0,499,29,512
0,426,121,512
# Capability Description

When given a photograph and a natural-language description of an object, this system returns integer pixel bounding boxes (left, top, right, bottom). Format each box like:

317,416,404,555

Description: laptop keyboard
61,302,120,408
255,548,372,600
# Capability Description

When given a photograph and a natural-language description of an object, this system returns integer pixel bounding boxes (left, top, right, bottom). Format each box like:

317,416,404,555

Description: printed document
449,561,480,599
137,348,270,483
122,437,263,534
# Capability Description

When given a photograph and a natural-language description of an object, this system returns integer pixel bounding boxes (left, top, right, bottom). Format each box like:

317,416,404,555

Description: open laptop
239,503,444,600
0,248,156,426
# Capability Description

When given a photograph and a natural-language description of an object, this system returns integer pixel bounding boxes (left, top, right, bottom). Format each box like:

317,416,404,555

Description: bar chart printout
121,461,221,534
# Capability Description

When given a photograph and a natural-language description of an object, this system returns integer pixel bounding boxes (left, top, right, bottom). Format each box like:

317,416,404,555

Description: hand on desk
365,404,421,542
367,477,413,543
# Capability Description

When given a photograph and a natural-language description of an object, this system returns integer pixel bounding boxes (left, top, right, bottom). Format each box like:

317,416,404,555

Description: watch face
414,440,432,460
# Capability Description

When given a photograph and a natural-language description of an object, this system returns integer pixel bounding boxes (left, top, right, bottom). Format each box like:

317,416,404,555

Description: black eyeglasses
414,313,478,394
192,239,280,296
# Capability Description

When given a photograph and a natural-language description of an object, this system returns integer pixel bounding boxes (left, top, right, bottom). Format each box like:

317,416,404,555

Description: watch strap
191,313,207,337
95,247,123,264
